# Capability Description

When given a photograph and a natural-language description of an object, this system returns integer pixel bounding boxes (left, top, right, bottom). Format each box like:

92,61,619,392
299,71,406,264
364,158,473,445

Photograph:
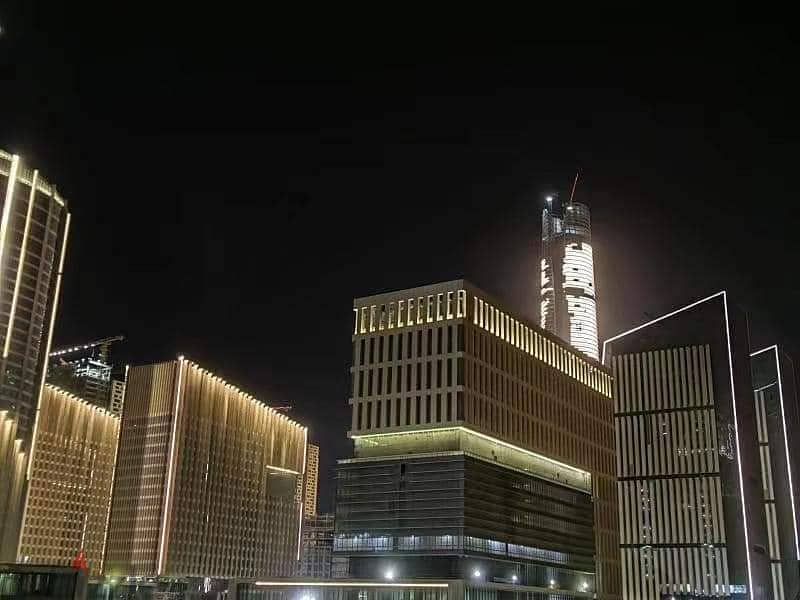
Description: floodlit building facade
750,345,800,600
17,385,119,576
105,358,308,579
338,280,618,599
540,197,598,360
603,292,771,600
299,512,334,578
0,149,71,560
304,443,320,518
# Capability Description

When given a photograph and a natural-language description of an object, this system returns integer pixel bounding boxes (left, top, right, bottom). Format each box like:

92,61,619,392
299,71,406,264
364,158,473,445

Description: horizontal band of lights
603,291,753,594
254,582,449,588
751,344,800,560
474,294,610,397
180,358,306,430
351,425,590,479
0,152,64,206
353,290,467,334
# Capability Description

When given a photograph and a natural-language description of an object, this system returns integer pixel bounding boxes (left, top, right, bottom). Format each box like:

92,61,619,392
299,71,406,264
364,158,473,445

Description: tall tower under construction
540,185,598,359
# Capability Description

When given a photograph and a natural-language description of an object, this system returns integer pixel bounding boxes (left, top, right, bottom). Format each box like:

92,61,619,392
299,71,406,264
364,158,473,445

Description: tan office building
105,358,307,579
17,386,119,576
341,280,619,599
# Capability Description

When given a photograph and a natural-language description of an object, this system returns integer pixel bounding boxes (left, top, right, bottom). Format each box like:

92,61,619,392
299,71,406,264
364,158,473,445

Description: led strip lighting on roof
602,291,753,595
351,425,590,479
751,344,800,560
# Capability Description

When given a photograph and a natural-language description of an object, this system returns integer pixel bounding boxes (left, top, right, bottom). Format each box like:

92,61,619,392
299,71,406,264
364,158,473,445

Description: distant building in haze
540,193,598,359
604,292,772,600
47,335,125,414
750,345,800,600
105,358,307,580
336,281,618,599
304,443,319,517
299,512,334,578
0,149,71,560
17,385,119,576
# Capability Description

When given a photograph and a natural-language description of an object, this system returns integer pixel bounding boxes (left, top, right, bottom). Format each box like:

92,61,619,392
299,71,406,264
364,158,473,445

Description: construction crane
49,335,125,361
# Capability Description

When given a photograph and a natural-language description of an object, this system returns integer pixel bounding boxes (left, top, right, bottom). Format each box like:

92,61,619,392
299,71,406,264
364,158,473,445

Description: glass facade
335,453,595,592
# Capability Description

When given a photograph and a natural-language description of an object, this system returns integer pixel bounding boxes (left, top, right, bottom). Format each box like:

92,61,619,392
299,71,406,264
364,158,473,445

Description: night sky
3,10,800,509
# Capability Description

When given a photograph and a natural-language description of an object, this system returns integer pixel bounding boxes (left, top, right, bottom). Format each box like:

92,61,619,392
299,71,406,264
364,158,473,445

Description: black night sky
3,9,800,509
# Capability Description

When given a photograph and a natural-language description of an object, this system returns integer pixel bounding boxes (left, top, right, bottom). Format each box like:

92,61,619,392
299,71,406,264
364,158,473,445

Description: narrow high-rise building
0,149,71,560
304,443,320,518
603,292,771,600
540,193,598,359
17,385,119,575
750,345,800,600
337,281,619,599
105,358,307,581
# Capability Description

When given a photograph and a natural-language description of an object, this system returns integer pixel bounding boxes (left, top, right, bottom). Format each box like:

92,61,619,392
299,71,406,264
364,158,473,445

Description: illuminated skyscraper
540,194,598,359
0,149,71,560
105,358,307,580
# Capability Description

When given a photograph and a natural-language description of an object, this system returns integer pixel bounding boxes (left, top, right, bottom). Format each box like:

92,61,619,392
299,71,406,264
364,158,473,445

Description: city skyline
3,12,800,522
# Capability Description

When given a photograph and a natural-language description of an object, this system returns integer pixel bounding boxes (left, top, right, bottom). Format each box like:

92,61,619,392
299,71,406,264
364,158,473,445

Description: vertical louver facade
604,292,771,600
18,386,119,575
105,358,307,579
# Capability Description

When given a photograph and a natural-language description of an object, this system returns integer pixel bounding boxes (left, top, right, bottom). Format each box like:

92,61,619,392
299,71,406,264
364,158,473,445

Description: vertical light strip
297,427,308,561
5,170,38,357
0,155,20,344
99,413,122,574
752,345,800,559
157,357,185,575
26,211,70,481
721,292,753,594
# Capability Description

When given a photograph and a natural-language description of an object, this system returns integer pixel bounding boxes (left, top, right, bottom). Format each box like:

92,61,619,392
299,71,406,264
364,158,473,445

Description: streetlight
384,570,395,580
511,575,518,583
472,569,482,579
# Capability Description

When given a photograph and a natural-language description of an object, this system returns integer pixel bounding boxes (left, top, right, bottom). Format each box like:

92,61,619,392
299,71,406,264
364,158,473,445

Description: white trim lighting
602,291,753,595
157,357,186,574
351,425,590,480
751,344,800,560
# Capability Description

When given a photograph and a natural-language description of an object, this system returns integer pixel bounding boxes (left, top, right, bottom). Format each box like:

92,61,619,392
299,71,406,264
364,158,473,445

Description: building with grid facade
750,345,800,600
304,443,320,518
299,512,334,578
105,358,308,579
0,150,71,561
17,385,119,576
337,280,618,599
603,292,771,600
